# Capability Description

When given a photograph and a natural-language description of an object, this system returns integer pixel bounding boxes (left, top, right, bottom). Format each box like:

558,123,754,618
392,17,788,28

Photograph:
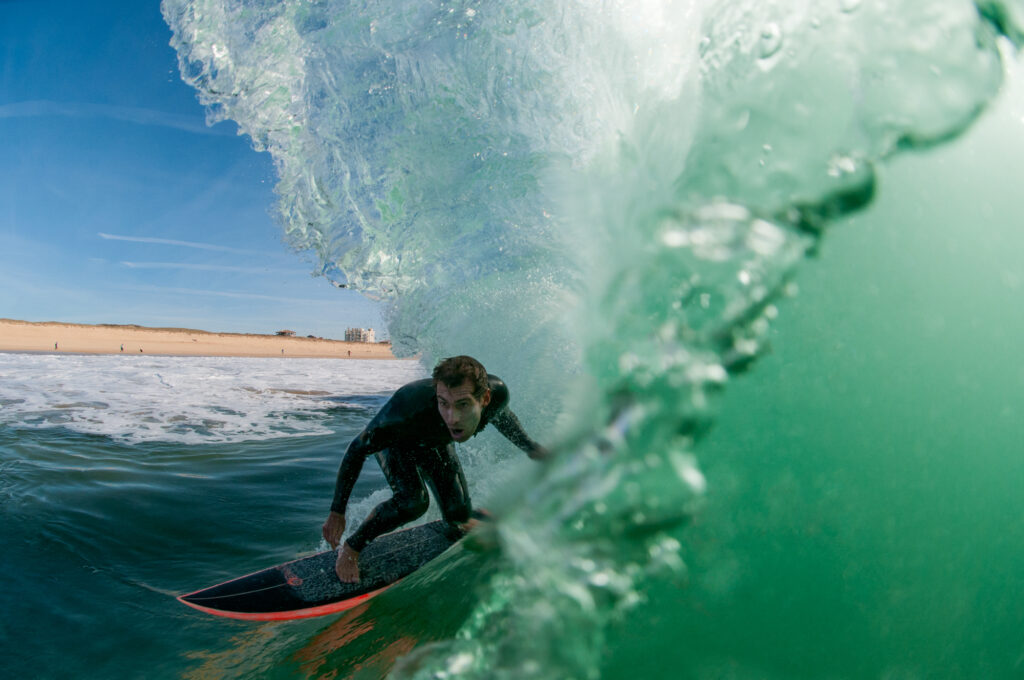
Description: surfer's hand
322,511,346,549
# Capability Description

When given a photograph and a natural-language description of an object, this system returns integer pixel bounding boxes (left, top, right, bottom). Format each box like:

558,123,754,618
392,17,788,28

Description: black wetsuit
331,375,541,551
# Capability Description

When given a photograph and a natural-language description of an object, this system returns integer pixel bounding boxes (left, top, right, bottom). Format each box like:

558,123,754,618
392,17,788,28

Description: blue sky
0,0,384,339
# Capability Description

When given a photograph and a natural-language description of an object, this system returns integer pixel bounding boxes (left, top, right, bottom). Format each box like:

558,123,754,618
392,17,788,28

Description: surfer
322,355,548,582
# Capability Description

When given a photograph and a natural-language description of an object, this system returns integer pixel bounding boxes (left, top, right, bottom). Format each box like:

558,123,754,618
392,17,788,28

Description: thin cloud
120,261,296,275
99,232,263,255
130,284,325,305
0,100,235,136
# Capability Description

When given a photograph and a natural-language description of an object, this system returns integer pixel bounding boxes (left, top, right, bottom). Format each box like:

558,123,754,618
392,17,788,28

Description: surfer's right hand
322,511,346,549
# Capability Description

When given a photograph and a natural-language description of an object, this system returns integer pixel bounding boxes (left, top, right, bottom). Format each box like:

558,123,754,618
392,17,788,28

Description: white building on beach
344,327,376,343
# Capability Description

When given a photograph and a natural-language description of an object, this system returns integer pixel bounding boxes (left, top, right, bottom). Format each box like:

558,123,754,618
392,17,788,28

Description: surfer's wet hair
432,355,489,398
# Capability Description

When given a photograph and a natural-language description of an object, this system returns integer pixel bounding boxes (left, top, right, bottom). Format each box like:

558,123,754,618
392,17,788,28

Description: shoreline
0,318,400,360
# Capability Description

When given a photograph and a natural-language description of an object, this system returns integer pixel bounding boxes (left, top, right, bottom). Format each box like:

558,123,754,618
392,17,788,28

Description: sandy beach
0,318,398,359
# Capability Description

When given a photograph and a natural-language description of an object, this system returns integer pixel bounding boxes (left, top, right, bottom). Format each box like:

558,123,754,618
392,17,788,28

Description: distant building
345,327,376,343
275,330,296,337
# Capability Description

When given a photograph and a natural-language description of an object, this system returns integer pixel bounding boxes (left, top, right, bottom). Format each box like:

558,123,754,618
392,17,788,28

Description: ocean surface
5,0,1024,677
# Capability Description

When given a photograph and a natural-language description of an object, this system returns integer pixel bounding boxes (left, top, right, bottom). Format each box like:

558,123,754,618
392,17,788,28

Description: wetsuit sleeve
330,428,379,514
491,406,544,456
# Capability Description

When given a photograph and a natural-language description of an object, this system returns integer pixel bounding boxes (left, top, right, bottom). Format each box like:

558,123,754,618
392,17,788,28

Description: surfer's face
436,380,490,442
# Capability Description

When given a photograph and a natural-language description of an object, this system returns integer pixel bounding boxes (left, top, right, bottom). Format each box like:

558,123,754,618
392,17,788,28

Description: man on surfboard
322,355,548,582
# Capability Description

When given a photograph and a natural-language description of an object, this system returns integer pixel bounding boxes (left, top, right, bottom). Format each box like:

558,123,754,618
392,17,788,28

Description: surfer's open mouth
450,427,466,440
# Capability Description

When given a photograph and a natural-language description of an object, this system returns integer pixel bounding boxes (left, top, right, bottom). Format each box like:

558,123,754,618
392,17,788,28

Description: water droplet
735,109,751,131
661,228,689,248
828,153,860,177
758,22,783,60
669,451,707,494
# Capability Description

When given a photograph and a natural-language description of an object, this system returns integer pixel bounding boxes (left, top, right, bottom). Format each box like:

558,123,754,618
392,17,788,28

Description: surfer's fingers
322,521,339,548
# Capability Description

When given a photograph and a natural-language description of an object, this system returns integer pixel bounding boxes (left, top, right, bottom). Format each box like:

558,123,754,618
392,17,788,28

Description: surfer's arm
330,429,378,514
491,407,549,460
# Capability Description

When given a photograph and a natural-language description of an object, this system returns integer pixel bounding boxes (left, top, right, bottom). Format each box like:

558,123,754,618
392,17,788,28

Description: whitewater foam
0,353,423,444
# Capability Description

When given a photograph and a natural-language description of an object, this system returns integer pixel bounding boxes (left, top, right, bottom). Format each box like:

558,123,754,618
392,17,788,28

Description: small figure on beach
322,355,549,582
120,344,124,352
54,342,58,350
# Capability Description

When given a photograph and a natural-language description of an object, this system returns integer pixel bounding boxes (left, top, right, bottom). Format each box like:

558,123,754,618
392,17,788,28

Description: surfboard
178,520,461,621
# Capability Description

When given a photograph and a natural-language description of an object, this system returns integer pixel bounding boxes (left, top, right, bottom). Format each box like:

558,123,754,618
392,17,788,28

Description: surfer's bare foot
335,544,361,583
458,508,492,534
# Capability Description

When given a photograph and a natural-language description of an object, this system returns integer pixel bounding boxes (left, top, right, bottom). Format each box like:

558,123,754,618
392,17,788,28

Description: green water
601,84,1024,678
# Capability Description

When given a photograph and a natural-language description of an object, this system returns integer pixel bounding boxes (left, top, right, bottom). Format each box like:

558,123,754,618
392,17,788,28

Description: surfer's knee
394,489,429,521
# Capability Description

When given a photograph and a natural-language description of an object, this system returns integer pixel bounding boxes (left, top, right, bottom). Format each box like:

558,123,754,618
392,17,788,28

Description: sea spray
162,0,1024,677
